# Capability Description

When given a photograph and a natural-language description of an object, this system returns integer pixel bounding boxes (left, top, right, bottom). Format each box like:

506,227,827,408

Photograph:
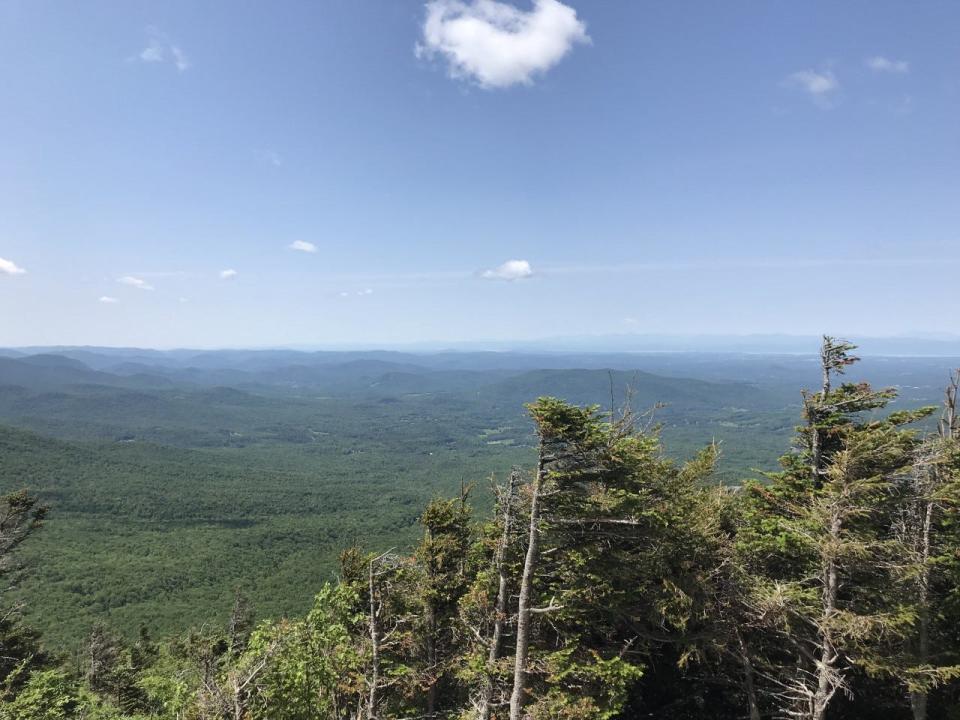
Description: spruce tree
738,337,931,720
415,492,473,717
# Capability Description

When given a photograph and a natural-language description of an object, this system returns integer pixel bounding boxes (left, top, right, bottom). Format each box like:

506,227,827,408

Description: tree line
1,337,959,719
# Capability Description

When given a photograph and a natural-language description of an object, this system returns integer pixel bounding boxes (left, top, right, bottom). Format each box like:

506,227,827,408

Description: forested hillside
2,341,959,719
0,348,816,643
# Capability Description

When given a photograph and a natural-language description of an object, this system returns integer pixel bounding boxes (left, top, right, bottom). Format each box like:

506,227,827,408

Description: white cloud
358,288,374,296
417,0,589,89
140,40,165,63
482,258,533,280
99,296,119,304
171,45,190,72
118,275,154,290
0,256,26,275
784,69,839,106
339,291,350,298
135,29,189,72
865,56,909,74
289,240,317,253
220,269,238,280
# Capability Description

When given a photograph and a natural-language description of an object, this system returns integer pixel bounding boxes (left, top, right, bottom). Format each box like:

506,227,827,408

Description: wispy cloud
482,259,534,280
416,0,589,89
865,56,909,74
220,269,238,280
784,68,839,107
289,240,317,253
339,288,375,298
127,270,192,279
118,275,154,290
170,45,190,72
134,28,190,72
543,256,960,276
140,40,164,64
0,256,26,275
99,296,119,304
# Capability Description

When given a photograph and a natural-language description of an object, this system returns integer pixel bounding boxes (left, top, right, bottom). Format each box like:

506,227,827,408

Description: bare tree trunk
809,345,832,489
810,419,824,488
426,602,437,718
909,372,957,720
735,628,761,720
368,559,381,720
233,676,243,720
509,446,546,720
909,483,934,720
812,511,841,720
479,469,519,720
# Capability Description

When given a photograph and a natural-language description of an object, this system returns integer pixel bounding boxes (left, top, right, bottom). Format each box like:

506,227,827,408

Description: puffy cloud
784,69,839,106
118,275,154,290
0,256,26,275
417,0,589,88
289,240,317,253
482,258,533,280
220,269,238,280
865,56,909,74
99,296,119,304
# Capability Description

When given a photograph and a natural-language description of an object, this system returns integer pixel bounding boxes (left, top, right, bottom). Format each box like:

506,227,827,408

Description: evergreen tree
879,370,960,719
738,337,931,720
0,490,49,697
509,398,724,720
415,491,473,717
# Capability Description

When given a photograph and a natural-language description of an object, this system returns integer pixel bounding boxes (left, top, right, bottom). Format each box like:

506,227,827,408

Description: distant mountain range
392,333,960,356
6,333,960,359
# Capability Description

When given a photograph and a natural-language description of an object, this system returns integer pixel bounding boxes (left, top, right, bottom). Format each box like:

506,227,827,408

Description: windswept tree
0,490,49,698
508,398,725,720
878,370,960,719
0,490,47,586
739,337,931,720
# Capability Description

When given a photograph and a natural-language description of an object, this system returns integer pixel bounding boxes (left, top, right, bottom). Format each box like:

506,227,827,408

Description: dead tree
477,469,519,720
898,370,960,720
366,550,408,720
195,633,283,720
509,437,550,720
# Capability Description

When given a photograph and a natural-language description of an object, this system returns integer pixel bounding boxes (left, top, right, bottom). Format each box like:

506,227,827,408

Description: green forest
0,347,817,645
2,338,959,719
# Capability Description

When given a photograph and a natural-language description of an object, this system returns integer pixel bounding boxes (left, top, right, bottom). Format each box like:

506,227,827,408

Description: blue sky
1,0,957,348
